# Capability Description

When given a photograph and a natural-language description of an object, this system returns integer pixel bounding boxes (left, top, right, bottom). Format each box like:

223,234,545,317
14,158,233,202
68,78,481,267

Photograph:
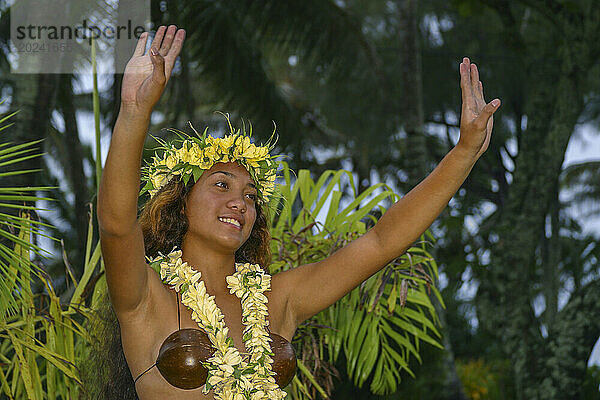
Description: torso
118,266,296,400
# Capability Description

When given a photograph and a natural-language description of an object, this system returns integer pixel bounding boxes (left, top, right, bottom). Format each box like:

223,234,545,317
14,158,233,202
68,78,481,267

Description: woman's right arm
97,25,185,314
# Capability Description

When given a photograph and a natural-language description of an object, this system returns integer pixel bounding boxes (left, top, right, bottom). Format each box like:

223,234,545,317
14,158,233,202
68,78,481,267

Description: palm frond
561,160,600,215
270,162,442,398
164,0,379,157
0,113,57,317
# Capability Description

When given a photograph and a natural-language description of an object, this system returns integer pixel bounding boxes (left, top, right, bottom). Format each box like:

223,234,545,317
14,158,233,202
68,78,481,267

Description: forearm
373,144,478,256
97,104,151,234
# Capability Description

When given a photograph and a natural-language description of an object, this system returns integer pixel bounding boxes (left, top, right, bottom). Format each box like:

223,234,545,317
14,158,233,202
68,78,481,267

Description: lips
218,216,243,229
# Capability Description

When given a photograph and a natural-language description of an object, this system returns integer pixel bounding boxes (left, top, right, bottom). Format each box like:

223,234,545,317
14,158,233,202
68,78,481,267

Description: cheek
245,210,258,234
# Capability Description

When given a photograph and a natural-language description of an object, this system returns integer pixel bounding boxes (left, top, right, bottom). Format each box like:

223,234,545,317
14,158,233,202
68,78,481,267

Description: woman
97,24,500,400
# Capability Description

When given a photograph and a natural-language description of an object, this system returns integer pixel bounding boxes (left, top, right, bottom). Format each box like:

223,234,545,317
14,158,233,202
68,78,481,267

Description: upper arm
279,227,399,325
100,223,152,314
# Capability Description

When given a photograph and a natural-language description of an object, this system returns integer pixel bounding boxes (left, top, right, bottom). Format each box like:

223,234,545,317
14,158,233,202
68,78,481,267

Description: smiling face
183,162,258,254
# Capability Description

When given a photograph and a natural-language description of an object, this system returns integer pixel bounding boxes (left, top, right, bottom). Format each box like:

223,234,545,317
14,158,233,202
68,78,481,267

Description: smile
218,217,242,228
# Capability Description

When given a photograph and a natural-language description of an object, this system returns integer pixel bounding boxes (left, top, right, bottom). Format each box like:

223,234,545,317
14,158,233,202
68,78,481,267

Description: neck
180,236,236,296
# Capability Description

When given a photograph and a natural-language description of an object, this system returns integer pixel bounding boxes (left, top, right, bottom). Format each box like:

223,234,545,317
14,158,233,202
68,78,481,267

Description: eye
245,193,257,202
215,180,229,189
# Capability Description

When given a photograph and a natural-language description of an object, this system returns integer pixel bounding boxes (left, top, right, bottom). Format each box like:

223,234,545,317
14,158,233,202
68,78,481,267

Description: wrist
119,102,153,121
452,142,480,164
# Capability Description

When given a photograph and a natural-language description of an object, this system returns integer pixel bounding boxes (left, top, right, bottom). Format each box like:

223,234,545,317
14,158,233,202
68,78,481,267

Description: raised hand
121,25,186,113
458,57,501,159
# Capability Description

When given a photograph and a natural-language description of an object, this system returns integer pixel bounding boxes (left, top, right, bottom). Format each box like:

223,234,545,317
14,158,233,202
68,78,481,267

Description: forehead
204,162,254,185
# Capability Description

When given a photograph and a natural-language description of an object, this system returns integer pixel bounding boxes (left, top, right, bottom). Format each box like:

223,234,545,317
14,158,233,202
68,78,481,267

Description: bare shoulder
117,266,179,375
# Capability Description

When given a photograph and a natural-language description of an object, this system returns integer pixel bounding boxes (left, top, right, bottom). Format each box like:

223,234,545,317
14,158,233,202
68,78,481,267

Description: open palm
458,57,500,159
121,25,186,111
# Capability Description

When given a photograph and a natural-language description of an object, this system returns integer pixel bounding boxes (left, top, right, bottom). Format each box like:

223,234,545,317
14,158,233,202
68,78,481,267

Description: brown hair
138,175,271,267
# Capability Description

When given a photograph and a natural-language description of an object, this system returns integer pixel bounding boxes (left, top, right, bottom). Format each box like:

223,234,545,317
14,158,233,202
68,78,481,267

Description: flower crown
141,116,279,203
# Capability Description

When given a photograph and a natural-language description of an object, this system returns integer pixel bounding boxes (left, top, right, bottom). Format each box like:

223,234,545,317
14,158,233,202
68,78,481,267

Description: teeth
219,217,241,227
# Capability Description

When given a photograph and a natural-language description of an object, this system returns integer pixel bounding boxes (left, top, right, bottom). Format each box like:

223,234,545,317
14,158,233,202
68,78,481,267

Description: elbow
97,199,137,237
371,225,409,262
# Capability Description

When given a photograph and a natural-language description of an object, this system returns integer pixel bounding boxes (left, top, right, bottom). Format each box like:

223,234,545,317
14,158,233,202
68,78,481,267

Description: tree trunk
397,0,427,189
60,74,90,271
397,2,467,398
540,279,600,398
542,187,560,329
4,73,58,191
477,70,584,399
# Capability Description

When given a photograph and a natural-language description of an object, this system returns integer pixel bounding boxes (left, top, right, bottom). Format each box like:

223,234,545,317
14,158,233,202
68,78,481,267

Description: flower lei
149,249,287,400
141,115,279,204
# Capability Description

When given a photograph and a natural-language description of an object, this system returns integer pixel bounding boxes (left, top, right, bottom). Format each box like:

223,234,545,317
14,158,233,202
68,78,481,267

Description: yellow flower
177,145,193,164
203,144,217,159
165,154,178,169
158,249,286,400
251,391,266,400
217,135,236,153
205,136,216,147
232,136,253,158
151,173,170,190
226,275,244,297
208,374,225,387
199,146,217,169
187,144,202,164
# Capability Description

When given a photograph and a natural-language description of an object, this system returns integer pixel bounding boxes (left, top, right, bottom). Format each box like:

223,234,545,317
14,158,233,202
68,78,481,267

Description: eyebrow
210,170,257,189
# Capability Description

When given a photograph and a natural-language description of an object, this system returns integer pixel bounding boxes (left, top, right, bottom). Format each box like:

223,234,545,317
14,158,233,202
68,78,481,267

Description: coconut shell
156,328,214,389
155,329,297,390
270,333,297,388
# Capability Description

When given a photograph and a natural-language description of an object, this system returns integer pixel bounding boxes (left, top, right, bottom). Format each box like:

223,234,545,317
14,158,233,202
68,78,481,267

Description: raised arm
279,57,501,325
98,25,185,313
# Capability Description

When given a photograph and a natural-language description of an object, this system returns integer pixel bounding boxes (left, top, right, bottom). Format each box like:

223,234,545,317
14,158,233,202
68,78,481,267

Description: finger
473,99,501,131
460,60,471,105
150,25,167,52
476,80,487,107
470,64,481,99
460,59,476,108
479,123,492,156
469,64,485,108
159,25,178,54
150,47,166,86
133,32,148,57
164,29,186,64
478,81,485,101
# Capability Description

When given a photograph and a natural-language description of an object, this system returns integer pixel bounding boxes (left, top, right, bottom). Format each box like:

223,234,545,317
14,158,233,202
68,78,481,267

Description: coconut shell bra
134,278,297,391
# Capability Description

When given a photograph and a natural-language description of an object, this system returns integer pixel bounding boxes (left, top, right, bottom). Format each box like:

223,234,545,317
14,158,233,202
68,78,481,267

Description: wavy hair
82,174,272,399
139,176,271,266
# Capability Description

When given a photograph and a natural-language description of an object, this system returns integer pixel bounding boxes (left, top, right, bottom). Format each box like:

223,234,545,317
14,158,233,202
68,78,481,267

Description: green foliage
0,210,103,399
0,101,104,398
456,359,511,400
269,163,442,398
0,109,53,318
582,366,600,400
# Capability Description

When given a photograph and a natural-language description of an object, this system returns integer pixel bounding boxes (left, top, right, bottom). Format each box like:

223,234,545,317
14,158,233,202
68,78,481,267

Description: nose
226,193,247,213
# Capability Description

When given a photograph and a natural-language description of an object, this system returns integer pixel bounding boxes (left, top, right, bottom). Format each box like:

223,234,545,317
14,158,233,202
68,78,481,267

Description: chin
214,233,249,253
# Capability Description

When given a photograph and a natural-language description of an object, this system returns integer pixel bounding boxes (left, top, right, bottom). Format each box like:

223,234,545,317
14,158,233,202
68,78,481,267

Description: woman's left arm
277,58,501,326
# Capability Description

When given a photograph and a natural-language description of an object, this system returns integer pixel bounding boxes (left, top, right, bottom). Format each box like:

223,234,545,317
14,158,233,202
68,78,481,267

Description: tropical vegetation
0,0,599,399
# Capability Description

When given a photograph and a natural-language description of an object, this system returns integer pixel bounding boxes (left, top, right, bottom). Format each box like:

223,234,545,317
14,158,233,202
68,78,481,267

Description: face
183,162,258,254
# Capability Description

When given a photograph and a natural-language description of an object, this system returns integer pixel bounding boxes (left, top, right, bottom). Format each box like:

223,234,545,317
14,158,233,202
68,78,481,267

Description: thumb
474,99,501,130
149,47,166,86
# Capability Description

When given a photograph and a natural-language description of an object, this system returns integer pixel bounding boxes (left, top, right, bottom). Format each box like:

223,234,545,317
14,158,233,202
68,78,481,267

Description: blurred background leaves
1,0,600,399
